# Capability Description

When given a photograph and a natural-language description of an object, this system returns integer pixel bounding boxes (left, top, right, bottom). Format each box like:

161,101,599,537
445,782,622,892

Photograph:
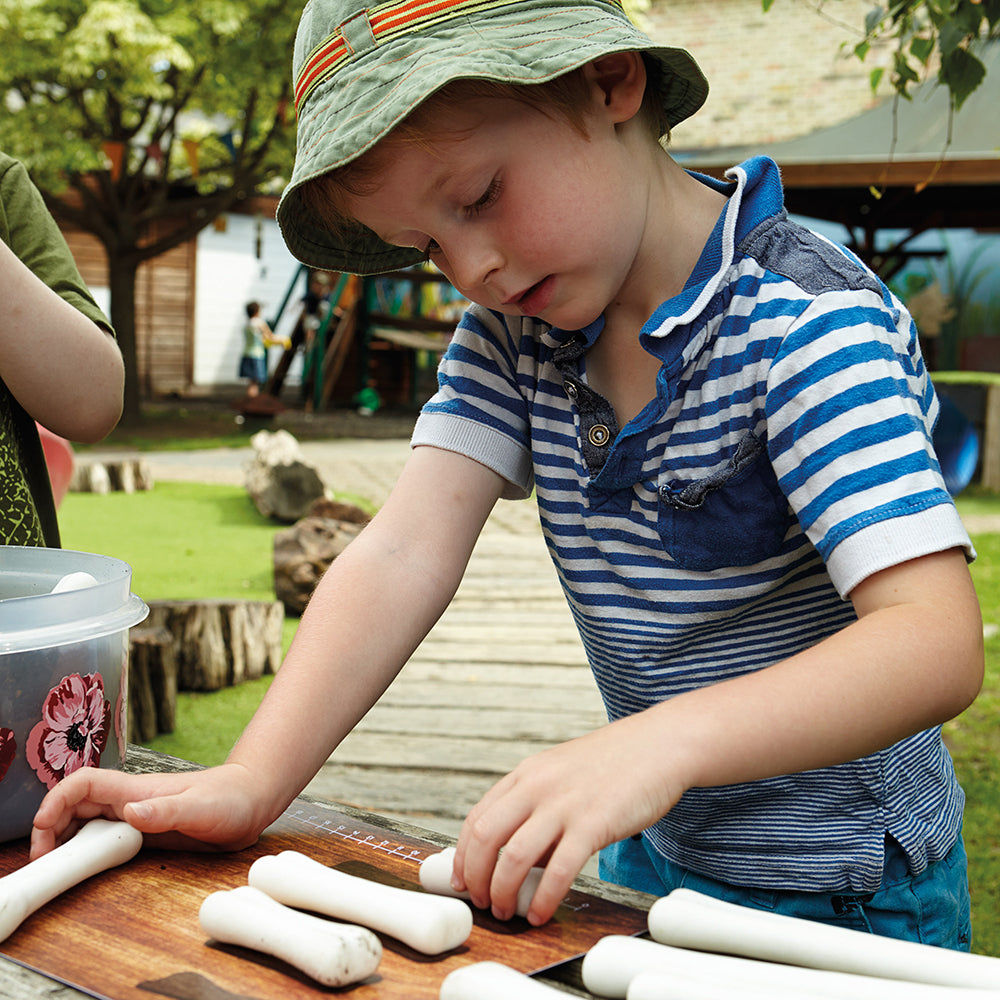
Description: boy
32,0,983,948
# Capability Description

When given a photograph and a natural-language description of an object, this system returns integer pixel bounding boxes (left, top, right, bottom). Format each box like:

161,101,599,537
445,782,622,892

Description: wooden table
0,747,654,1000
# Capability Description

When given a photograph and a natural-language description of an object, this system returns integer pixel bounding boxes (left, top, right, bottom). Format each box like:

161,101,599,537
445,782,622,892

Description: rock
245,429,326,522
273,516,365,615
307,496,371,525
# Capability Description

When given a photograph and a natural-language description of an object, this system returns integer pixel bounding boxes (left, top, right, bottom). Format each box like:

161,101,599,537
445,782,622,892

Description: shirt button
588,424,610,447
564,381,578,399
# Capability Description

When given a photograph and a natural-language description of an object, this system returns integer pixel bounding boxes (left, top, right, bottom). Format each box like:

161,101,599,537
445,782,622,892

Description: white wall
193,213,304,388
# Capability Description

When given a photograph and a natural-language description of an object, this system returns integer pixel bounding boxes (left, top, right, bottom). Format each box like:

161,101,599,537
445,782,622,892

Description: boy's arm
454,545,983,925
31,445,505,856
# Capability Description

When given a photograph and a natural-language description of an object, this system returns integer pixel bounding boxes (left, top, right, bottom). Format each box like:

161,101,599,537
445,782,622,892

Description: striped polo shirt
412,156,973,893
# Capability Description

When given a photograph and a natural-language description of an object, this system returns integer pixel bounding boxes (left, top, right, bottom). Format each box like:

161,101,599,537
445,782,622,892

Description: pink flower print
0,728,15,783
26,673,110,790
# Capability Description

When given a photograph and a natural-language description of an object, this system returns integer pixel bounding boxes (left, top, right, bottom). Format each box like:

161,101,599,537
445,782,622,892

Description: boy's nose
446,232,503,294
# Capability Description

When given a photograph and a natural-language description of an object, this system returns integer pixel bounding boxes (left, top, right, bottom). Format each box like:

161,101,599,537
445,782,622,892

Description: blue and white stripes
412,156,972,893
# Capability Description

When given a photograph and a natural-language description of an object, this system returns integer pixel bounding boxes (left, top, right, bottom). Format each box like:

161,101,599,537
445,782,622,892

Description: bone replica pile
439,886,1000,999
8,823,999,996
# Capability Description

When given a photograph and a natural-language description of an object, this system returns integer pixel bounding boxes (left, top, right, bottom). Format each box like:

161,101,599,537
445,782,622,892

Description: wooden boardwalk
110,438,606,871
311,516,606,845
293,442,606,862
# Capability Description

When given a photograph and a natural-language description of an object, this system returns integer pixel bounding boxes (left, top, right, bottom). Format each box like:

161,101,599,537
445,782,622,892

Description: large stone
244,429,325,522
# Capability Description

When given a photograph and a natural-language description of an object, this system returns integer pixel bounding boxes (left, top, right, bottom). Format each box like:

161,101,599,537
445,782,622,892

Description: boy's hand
451,713,689,926
29,764,269,860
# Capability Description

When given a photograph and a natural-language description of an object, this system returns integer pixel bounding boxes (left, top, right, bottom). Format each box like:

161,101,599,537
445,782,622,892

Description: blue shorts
600,832,971,951
239,354,267,385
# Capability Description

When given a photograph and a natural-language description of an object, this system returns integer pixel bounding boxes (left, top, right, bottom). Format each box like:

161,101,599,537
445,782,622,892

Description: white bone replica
582,935,1000,1000
199,885,381,988
647,888,1000,989
419,846,544,919
624,968,829,1000
50,571,98,593
624,967,1000,1000
0,819,142,943
248,850,473,955
439,960,574,999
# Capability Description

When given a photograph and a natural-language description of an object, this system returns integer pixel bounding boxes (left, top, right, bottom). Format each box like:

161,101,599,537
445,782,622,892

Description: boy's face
344,95,652,330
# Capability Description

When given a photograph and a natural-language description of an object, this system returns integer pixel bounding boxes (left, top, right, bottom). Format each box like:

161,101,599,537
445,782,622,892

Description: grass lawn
57,479,1000,954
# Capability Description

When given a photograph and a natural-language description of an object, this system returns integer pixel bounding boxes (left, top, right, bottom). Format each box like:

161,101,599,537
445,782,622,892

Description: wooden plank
0,796,647,1000
372,682,603,711
352,704,606,741
332,731,564,772
407,643,588,666
393,661,600,689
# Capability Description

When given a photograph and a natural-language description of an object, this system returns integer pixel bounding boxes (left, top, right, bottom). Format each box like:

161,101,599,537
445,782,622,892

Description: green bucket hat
277,0,708,275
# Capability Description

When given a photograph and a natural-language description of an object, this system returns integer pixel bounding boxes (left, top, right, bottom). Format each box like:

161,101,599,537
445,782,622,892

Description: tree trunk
105,249,143,427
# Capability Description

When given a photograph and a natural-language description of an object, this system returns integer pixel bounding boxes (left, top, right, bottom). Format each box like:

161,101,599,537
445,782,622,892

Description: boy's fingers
523,840,589,926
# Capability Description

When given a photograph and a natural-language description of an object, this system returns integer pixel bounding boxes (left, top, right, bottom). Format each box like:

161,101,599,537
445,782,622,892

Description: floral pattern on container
27,673,110,789
0,728,14,783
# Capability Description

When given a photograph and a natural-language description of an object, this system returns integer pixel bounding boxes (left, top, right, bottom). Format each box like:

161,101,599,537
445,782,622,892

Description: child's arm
453,545,983,925
0,238,123,442
30,445,505,857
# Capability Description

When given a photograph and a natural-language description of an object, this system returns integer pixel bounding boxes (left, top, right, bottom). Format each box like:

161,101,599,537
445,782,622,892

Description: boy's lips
504,275,555,316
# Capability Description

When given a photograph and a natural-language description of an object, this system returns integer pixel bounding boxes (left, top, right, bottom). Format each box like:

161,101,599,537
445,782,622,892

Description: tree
764,0,999,109
0,0,300,424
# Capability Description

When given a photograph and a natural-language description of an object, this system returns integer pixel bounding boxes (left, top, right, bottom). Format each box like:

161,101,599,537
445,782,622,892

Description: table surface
0,747,654,1000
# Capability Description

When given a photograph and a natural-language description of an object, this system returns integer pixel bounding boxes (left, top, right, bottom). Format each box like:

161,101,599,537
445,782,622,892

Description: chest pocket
657,432,790,572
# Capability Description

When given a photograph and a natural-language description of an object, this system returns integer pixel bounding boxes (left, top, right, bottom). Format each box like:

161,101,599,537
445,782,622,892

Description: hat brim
278,0,707,275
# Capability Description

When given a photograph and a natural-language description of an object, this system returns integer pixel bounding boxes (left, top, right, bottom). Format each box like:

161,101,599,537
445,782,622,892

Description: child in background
239,301,278,397
0,151,123,546
33,0,983,949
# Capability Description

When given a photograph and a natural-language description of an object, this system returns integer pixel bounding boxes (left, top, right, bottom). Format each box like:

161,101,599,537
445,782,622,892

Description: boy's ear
585,51,647,123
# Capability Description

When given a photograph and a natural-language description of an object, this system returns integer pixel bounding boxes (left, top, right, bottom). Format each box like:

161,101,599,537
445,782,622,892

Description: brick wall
640,0,900,149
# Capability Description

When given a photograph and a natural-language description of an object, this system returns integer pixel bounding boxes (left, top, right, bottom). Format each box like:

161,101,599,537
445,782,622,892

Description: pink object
36,423,74,506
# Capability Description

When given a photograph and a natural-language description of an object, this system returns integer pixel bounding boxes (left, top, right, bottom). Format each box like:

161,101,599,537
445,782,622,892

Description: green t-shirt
0,152,113,547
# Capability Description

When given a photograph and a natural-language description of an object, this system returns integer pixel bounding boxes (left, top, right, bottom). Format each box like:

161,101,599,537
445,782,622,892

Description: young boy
32,0,983,948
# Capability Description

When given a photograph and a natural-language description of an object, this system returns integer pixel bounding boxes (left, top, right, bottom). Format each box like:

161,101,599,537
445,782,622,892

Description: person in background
0,151,123,547
239,301,276,398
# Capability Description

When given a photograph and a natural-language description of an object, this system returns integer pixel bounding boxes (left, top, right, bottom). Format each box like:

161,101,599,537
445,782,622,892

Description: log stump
145,599,285,692
70,458,153,494
128,626,178,743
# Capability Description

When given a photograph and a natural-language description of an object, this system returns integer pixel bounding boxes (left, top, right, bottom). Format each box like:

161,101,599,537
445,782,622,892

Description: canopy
675,43,1000,263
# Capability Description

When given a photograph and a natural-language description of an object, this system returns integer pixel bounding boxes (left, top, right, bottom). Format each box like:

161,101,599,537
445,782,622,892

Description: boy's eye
466,177,500,216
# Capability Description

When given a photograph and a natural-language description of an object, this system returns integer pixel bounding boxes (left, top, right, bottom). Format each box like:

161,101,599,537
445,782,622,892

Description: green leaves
939,45,987,106
0,0,298,190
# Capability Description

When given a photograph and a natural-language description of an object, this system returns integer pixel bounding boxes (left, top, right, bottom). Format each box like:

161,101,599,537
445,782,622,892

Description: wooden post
982,384,1000,493
128,626,178,743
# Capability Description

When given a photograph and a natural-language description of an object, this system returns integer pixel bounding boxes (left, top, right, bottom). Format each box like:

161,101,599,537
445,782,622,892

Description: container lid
0,547,149,653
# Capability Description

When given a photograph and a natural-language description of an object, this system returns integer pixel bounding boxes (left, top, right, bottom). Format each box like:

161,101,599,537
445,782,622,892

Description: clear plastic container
0,547,148,842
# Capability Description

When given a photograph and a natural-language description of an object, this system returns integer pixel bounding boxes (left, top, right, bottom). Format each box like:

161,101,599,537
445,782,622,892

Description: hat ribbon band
294,0,627,113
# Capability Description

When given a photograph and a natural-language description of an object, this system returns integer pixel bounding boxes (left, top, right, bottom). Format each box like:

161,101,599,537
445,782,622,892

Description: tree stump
70,459,153,494
244,429,326,523
273,514,367,615
128,625,178,743
145,599,284,692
